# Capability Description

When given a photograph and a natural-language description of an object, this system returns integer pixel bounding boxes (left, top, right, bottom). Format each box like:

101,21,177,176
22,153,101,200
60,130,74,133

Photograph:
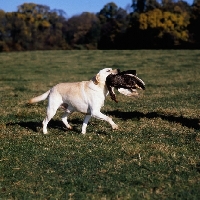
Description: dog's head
93,68,119,85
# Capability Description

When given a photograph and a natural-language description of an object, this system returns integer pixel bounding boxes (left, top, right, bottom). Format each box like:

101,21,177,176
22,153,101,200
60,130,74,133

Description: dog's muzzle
111,69,120,75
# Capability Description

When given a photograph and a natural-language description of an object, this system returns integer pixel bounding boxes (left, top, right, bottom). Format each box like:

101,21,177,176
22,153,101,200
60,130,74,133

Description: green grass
0,50,200,199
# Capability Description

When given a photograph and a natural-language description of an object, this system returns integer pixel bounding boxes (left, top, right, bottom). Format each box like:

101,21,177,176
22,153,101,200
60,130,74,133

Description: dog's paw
67,125,73,130
112,124,118,130
81,129,86,134
42,126,48,134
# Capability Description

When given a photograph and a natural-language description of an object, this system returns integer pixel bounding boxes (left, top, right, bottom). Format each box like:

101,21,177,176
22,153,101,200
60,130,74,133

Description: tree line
0,0,200,51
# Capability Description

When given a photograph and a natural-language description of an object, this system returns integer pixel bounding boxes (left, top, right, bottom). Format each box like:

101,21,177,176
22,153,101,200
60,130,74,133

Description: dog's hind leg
43,107,58,134
81,115,91,134
43,96,62,134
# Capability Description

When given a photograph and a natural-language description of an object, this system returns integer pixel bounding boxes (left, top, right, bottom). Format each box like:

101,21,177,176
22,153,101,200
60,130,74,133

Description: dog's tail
29,90,50,104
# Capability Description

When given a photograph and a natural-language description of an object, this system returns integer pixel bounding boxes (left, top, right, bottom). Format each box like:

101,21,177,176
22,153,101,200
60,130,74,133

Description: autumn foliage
0,0,199,51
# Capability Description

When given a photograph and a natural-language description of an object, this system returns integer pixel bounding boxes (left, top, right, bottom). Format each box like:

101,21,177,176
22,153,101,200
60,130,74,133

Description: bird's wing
117,88,139,97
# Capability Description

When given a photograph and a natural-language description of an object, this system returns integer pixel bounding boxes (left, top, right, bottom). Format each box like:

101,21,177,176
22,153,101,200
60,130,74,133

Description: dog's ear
93,74,100,85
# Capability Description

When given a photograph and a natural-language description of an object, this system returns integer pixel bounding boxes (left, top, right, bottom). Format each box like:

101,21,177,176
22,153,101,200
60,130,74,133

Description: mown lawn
0,50,200,199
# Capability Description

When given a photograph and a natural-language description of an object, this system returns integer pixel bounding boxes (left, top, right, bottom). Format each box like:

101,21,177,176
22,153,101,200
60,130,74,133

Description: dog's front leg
62,106,74,130
62,112,73,130
91,110,118,130
82,115,91,134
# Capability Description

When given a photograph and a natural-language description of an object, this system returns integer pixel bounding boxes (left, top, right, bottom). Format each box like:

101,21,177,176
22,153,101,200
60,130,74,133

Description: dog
106,70,145,103
29,68,119,134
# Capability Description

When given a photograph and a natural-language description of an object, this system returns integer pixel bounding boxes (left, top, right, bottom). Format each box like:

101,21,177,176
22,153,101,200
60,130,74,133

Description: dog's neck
89,80,108,95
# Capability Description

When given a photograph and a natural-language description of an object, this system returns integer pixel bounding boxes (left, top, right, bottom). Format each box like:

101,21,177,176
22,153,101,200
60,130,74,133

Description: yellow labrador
29,68,119,134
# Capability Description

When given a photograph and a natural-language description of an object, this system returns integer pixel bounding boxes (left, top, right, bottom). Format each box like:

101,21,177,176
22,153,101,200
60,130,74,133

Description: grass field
0,50,200,199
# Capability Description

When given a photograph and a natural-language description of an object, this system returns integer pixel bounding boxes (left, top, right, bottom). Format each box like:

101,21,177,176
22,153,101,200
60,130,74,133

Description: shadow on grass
6,111,200,133
6,118,83,133
106,110,200,130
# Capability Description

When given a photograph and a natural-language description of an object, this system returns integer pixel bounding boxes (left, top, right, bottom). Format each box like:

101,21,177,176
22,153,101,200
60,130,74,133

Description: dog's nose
117,69,121,74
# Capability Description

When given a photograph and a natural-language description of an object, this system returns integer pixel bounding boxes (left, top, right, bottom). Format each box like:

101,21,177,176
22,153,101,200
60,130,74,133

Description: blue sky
0,0,194,17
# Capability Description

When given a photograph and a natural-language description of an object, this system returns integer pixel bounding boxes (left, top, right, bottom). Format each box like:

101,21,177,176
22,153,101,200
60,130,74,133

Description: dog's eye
106,70,111,72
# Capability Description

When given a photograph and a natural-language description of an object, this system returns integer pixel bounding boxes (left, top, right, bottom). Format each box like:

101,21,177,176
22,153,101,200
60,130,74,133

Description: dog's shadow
6,118,83,133
6,111,200,133
106,110,200,130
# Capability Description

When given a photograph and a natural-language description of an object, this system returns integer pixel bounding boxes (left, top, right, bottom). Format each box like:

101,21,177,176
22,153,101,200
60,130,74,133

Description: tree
0,10,10,51
98,2,118,23
0,3,70,51
189,0,200,47
146,0,161,11
132,0,147,13
65,12,100,49
97,3,128,49
138,8,190,47
17,3,50,16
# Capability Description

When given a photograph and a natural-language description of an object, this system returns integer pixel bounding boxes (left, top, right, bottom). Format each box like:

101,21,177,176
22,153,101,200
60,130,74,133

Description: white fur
29,68,118,134
117,88,139,97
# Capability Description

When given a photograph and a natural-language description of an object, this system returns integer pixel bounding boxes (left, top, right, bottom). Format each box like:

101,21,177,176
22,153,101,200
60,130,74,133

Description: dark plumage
106,70,145,103
117,70,137,76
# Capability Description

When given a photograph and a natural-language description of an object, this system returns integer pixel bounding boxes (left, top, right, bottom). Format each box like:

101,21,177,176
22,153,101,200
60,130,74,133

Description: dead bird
106,70,145,103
